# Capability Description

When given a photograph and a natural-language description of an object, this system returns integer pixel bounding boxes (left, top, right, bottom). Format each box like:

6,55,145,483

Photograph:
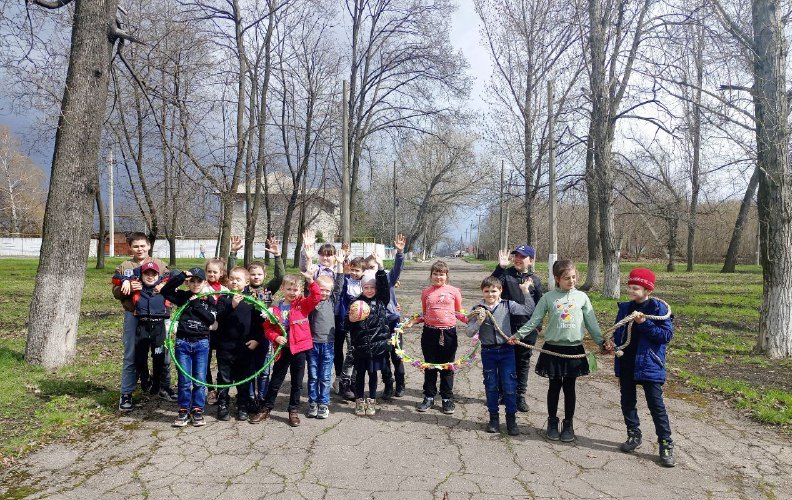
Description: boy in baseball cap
612,267,676,467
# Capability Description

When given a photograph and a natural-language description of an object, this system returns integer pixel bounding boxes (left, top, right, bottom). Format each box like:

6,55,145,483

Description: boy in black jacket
161,267,226,427
215,267,264,421
491,245,543,412
131,261,175,399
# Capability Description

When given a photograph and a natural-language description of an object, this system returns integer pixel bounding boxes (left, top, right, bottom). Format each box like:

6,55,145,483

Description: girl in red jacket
258,271,321,427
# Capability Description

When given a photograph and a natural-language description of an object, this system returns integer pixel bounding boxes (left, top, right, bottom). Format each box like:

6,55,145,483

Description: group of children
112,233,676,467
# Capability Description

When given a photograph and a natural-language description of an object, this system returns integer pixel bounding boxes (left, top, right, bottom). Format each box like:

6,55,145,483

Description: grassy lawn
466,257,792,430
0,257,304,463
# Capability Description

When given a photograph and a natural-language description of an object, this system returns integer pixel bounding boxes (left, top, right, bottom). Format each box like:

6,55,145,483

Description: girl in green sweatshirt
510,260,606,442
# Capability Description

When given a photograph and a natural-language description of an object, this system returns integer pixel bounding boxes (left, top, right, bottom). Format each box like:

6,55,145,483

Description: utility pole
341,80,351,245
476,213,483,258
504,172,512,250
108,149,115,258
393,160,397,242
498,159,505,251
547,81,557,290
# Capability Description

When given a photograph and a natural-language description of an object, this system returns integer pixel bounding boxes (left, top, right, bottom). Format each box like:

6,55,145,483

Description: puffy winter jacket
348,270,392,360
264,281,321,355
613,298,673,383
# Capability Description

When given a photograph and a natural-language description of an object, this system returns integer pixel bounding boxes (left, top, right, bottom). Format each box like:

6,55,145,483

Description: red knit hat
628,268,655,291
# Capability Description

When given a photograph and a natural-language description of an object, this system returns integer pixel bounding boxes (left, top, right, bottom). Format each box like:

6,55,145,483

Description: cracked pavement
3,259,791,499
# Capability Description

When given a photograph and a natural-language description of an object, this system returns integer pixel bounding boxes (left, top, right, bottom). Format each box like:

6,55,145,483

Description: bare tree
344,0,467,220
711,0,792,357
476,0,582,247
390,129,480,253
24,0,137,367
0,125,45,235
586,0,653,298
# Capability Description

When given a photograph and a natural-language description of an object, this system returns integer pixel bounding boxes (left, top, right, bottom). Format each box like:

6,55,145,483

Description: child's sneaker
441,399,455,415
620,429,642,452
307,402,319,418
365,398,377,416
659,439,676,467
355,398,366,416
118,394,134,412
192,408,206,427
416,397,434,412
172,409,190,427
316,404,330,419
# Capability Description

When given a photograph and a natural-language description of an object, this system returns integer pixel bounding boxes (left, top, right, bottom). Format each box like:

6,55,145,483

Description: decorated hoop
390,313,480,371
164,290,288,389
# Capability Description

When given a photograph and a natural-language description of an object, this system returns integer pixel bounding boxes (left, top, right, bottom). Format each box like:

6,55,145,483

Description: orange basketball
348,300,371,322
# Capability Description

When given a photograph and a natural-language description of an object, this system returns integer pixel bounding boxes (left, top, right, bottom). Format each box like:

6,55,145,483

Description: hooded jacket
612,298,673,383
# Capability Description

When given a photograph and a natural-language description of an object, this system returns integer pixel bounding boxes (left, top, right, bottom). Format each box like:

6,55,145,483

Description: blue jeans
481,345,517,414
308,342,335,405
620,375,673,443
121,312,138,394
175,338,210,410
249,342,272,405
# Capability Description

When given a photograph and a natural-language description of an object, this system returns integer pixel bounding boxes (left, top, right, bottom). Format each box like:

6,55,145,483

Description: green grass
465,257,791,430
0,257,301,462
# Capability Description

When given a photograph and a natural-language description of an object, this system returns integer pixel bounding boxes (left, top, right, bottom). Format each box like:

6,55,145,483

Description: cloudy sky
0,1,491,244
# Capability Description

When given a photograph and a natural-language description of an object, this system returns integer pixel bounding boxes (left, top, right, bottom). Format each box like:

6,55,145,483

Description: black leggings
547,376,577,421
354,358,379,399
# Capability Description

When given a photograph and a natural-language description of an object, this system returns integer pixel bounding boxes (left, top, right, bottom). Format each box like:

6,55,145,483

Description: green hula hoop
164,290,288,389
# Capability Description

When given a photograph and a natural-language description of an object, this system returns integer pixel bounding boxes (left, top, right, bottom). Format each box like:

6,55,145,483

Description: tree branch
26,0,74,9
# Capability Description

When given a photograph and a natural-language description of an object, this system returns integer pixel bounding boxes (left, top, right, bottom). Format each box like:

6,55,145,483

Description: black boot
659,439,676,467
340,379,355,401
506,413,519,436
394,382,405,398
620,428,642,452
486,412,500,433
217,403,230,421
560,419,575,442
546,417,560,441
382,381,394,401
394,374,405,397
517,395,529,412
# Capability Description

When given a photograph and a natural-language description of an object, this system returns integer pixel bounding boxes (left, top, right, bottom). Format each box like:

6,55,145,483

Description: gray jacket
466,299,535,347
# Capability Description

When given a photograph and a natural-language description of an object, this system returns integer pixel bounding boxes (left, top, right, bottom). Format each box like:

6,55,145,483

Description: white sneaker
307,401,318,418
317,404,330,419
365,398,377,416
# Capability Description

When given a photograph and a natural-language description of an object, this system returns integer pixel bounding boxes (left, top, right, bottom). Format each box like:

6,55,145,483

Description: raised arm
515,295,548,340
375,269,390,305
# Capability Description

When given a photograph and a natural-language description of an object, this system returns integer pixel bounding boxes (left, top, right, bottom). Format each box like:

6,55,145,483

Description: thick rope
466,298,671,358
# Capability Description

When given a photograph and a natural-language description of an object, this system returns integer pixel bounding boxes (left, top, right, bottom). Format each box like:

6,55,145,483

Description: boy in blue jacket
613,267,675,467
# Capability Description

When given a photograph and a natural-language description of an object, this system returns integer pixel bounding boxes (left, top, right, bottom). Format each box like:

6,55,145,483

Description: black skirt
534,343,589,379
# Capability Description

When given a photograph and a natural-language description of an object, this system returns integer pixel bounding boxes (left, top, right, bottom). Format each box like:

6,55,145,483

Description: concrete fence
0,237,387,260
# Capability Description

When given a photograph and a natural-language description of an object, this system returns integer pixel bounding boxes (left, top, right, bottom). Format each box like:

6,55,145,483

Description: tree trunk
95,180,106,270
26,0,118,368
752,0,792,357
580,132,601,291
293,172,308,268
722,166,759,272
687,22,704,272
667,215,678,272
253,1,276,267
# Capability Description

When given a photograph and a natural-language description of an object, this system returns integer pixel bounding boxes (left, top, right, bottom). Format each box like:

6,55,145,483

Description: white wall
0,238,385,260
